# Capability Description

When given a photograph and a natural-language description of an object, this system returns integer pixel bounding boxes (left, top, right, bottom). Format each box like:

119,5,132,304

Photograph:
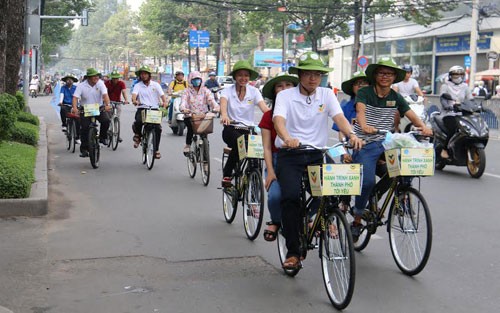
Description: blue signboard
464,56,471,67
436,32,492,53
254,50,283,68
189,30,210,48
217,60,225,76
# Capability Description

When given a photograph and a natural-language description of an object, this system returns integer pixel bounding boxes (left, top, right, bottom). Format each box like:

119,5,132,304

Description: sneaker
183,145,190,156
351,222,363,243
118,137,123,143
61,126,67,132
75,139,81,144
79,151,89,158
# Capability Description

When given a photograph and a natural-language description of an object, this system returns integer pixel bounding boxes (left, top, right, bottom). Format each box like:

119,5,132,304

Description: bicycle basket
191,114,214,134
307,163,362,196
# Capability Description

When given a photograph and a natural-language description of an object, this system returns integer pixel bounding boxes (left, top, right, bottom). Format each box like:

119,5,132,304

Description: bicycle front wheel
187,140,197,178
70,120,77,153
89,128,99,169
222,185,238,223
320,209,356,310
146,129,156,170
243,169,264,241
200,138,210,186
111,117,120,151
388,186,432,276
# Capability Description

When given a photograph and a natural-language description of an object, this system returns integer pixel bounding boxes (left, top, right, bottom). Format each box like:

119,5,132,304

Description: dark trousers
60,105,81,138
277,149,323,259
222,126,249,177
79,111,110,152
133,109,161,150
185,116,194,145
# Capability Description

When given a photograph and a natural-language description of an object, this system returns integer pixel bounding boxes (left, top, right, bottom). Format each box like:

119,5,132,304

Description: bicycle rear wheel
111,117,120,151
388,186,432,276
222,183,238,223
243,169,264,241
70,120,77,153
320,209,356,310
187,140,197,178
88,127,99,169
146,129,156,170
200,138,210,186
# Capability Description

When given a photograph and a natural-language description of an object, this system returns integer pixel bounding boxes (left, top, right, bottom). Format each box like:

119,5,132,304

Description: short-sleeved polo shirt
132,81,164,109
105,80,126,102
220,84,263,126
73,79,108,106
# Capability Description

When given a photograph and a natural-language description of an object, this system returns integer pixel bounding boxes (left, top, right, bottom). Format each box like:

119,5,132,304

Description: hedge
0,93,18,142
10,121,39,146
15,91,26,111
17,111,39,126
0,141,37,199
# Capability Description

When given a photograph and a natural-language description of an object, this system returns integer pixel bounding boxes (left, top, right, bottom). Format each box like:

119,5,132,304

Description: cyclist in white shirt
132,65,168,159
273,52,363,270
71,68,111,158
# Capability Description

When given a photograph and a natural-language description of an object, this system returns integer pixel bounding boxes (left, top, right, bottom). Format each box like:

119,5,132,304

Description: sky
127,0,144,11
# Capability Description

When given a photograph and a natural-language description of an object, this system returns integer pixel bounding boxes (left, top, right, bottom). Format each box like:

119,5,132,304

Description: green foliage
17,111,39,126
10,121,39,146
15,91,26,111
0,141,37,199
0,93,18,142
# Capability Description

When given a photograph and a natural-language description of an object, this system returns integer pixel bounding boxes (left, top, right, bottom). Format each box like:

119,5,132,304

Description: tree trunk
4,0,25,95
351,1,362,74
257,33,266,51
0,0,9,93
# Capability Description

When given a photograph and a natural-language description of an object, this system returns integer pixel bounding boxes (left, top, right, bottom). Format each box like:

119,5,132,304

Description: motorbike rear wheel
466,147,485,178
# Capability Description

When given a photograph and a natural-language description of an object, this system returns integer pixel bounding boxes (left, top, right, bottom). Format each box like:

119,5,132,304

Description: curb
0,118,48,217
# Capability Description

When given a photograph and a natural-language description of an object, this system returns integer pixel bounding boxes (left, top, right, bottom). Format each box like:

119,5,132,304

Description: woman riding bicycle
258,72,299,242
350,57,432,242
220,60,269,187
180,71,219,155
273,52,363,270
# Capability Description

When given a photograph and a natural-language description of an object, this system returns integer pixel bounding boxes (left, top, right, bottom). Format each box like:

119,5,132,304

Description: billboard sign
254,50,283,68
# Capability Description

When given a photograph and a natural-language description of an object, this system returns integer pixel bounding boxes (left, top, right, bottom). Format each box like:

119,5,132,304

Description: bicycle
347,131,433,276
276,143,358,310
140,106,162,170
221,122,265,241
65,110,79,153
106,101,123,151
81,103,104,169
185,113,215,186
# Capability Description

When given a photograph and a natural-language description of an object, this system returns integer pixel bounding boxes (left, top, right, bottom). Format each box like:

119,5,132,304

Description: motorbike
168,90,185,136
429,94,489,178
43,83,53,95
210,87,223,118
29,84,38,98
401,94,428,132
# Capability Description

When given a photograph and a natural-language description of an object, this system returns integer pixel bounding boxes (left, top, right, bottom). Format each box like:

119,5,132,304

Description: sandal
155,151,162,159
282,256,301,270
263,222,280,242
133,135,141,148
221,177,232,187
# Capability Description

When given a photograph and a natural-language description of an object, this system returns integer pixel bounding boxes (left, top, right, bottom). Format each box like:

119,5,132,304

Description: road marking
483,172,500,179
371,234,383,240
213,157,223,163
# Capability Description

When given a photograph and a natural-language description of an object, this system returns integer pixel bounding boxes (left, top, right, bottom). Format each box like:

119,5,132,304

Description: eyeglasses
301,71,323,78
353,81,369,87
376,71,396,77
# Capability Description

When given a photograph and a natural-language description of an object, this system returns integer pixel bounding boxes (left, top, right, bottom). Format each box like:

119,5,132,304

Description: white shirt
220,84,263,126
273,85,343,148
394,78,419,97
73,79,108,105
132,80,164,108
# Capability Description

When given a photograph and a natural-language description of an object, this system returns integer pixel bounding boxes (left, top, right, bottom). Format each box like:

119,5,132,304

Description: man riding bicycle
105,70,129,142
273,52,363,270
350,58,432,242
71,68,111,158
131,65,168,159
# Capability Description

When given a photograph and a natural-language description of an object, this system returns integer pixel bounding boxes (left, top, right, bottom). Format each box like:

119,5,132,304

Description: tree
0,0,25,95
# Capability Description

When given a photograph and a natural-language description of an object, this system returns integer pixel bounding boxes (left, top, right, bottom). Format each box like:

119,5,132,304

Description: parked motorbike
429,94,489,178
401,94,428,132
168,90,185,136
29,84,38,98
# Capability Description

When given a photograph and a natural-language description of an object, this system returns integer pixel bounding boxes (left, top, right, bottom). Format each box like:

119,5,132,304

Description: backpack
478,87,487,97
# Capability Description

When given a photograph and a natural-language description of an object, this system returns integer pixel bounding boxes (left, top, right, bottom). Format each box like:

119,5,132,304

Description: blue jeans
264,153,281,224
352,141,386,217
168,98,174,122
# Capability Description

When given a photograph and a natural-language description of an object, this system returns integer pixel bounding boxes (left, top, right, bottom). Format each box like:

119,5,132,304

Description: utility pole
360,0,366,57
226,9,232,74
469,0,479,90
23,0,31,101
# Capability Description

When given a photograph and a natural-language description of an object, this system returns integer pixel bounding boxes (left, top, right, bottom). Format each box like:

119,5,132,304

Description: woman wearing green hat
349,57,432,242
59,75,79,136
220,60,269,186
272,52,363,269
258,72,299,241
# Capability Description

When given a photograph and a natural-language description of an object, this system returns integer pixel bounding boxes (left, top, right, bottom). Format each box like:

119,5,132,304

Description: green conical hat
288,52,333,75
109,70,121,79
341,71,368,97
365,57,406,84
85,68,100,77
61,74,78,83
229,60,259,81
135,65,153,77
262,72,299,100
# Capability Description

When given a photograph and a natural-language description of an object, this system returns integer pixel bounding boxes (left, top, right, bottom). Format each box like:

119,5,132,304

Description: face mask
191,78,202,87
451,77,463,84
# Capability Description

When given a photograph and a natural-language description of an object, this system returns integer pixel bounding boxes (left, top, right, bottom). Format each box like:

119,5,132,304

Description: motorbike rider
71,68,111,158
438,65,474,159
167,70,188,124
350,58,432,243
392,64,424,97
204,71,220,89
131,65,168,159
220,60,270,186
29,74,40,95
59,74,79,141
180,71,219,155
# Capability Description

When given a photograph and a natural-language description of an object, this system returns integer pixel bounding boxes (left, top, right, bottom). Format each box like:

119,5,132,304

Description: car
217,76,235,87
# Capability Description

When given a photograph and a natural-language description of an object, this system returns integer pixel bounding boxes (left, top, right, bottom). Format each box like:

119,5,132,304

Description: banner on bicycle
191,115,214,134
385,148,435,177
237,135,264,160
143,110,162,124
83,103,100,117
307,164,362,196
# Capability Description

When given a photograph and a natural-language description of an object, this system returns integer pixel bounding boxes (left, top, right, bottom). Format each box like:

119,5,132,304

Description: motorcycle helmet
402,64,413,73
175,70,184,76
448,65,465,85
208,71,216,77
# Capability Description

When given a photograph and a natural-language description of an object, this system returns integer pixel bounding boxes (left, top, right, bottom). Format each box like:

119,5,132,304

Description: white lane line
371,234,383,240
483,172,500,179
213,157,223,163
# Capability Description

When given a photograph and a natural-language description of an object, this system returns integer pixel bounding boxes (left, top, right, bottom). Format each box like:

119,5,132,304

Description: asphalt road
1,95,499,313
